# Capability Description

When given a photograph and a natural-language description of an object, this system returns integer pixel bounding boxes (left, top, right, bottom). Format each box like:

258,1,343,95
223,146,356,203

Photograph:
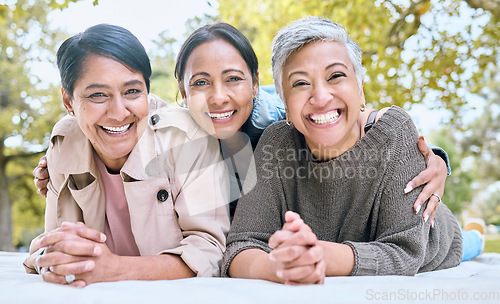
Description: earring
252,97,257,109
285,114,293,126
69,111,74,116
360,103,366,112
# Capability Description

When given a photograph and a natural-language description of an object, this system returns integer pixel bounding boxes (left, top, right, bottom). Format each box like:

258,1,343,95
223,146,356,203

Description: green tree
216,0,499,123
0,0,86,251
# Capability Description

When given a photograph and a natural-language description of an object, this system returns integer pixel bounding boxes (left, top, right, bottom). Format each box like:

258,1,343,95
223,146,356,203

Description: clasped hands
268,211,326,285
34,222,111,287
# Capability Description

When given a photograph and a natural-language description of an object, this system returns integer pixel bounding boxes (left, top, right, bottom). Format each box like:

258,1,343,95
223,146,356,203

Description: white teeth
102,124,131,133
310,111,340,124
207,110,235,120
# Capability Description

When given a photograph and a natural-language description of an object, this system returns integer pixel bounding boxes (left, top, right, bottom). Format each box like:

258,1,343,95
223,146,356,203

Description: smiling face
282,40,365,160
180,39,257,139
63,54,149,171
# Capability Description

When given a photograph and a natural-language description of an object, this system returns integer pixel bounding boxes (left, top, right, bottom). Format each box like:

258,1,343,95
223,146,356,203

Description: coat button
150,114,160,125
157,189,169,202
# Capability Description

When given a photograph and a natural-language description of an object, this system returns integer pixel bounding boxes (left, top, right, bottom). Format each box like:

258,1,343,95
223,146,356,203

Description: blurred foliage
216,0,500,125
149,30,179,104
0,0,89,251
429,129,476,215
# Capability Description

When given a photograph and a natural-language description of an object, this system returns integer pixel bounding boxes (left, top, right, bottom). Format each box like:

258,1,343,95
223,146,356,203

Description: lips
308,109,341,125
101,123,132,134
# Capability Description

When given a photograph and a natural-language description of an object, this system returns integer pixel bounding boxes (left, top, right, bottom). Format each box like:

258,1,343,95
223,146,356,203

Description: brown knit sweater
222,106,462,277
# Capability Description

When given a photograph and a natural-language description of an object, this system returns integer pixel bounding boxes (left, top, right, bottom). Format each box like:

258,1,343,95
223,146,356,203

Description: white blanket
1,251,499,304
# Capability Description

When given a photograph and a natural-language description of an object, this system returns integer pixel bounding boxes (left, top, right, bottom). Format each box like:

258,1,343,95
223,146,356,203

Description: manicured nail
424,214,429,223
93,246,101,255
404,185,413,194
49,266,54,272
415,205,421,214
431,219,435,228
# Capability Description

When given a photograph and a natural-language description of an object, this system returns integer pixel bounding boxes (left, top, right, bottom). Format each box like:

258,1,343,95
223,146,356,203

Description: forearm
318,241,355,276
228,249,283,283
113,254,195,281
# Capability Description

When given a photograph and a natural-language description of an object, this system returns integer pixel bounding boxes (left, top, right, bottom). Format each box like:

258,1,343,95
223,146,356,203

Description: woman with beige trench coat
23,24,230,287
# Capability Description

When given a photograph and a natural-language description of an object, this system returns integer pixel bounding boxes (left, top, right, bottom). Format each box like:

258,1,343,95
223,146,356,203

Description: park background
0,0,499,253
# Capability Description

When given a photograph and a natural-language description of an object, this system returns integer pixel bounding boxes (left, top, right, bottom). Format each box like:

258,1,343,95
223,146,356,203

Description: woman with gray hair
221,16,463,285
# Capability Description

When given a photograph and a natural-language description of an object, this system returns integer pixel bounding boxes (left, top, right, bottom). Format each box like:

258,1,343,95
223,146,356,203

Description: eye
124,88,142,99
192,79,208,87
292,80,309,88
227,75,244,82
328,72,346,81
87,92,109,103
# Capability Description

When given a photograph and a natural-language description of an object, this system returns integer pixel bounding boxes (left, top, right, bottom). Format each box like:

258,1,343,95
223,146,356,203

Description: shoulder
255,120,295,153
373,106,418,139
147,95,205,141
51,115,79,138
249,86,286,130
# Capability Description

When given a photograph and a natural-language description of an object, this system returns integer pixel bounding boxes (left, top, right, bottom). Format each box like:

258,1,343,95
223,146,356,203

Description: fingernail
276,270,283,278
404,185,413,194
84,261,93,271
415,205,421,214
424,214,429,223
431,219,435,228
49,266,54,272
93,246,101,255
100,233,107,242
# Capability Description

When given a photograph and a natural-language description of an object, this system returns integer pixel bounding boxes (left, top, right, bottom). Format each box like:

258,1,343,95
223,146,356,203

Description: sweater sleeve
344,107,462,276
221,123,289,277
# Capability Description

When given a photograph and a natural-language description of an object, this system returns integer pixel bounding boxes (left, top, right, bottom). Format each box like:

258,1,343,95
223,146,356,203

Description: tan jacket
24,95,230,277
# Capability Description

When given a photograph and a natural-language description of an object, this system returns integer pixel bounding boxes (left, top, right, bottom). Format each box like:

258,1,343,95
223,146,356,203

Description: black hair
174,22,258,85
56,24,151,98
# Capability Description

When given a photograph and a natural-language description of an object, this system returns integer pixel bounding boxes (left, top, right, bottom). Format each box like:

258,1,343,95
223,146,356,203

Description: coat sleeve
158,131,231,277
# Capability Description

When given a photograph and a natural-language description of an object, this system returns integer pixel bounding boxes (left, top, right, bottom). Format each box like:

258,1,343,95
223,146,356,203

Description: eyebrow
84,79,144,91
189,72,210,82
222,68,245,75
287,62,349,80
189,69,245,82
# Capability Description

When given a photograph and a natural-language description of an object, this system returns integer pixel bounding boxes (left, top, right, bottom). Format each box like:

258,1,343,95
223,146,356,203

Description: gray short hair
271,16,366,101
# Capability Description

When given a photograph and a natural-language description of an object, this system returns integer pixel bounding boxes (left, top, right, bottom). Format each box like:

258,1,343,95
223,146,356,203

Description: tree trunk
0,139,14,251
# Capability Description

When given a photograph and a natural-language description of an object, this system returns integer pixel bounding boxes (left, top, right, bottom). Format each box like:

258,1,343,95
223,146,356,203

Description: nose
107,95,130,121
208,82,229,107
309,81,333,108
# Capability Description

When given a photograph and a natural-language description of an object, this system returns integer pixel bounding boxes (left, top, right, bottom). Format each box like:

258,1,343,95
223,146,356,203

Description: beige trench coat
24,95,230,277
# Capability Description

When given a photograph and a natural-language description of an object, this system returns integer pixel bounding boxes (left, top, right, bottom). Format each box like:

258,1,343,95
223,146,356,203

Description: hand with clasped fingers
268,211,326,285
33,222,109,287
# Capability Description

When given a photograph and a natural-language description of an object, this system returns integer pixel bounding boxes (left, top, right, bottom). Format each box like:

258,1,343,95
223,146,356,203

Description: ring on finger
431,193,441,203
65,274,76,284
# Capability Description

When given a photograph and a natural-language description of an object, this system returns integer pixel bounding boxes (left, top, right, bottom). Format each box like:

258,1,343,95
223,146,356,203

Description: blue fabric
242,85,286,148
461,228,484,262
428,144,452,176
